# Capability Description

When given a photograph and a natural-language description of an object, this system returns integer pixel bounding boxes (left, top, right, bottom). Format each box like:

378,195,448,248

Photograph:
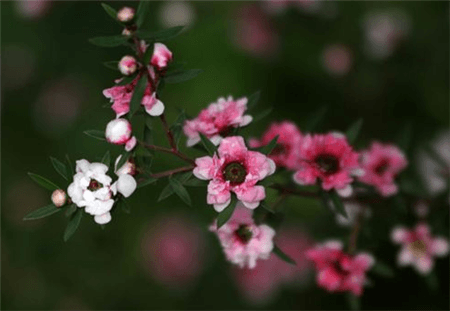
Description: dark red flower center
218,126,234,137
271,143,287,156
374,159,390,175
234,224,253,244
332,259,350,277
315,154,340,175
222,161,247,185
408,239,427,258
88,179,103,191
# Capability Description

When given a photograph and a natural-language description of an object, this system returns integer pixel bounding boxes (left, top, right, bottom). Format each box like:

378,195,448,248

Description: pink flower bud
117,7,135,23
122,28,133,37
151,43,173,70
51,189,66,207
105,118,132,145
118,55,137,76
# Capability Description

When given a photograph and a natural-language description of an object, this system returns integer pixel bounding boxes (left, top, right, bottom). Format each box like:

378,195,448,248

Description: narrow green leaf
169,176,192,206
143,42,155,64
84,130,105,141
304,106,327,132
199,133,217,156
89,35,128,47
116,151,131,169
170,110,187,148
64,209,83,242
116,73,137,86
129,75,148,117
371,262,394,278
252,107,273,123
177,172,193,184
258,135,279,155
165,69,203,84
28,173,59,191
158,183,174,202
101,150,111,167
137,26,185,42
103,61,119,70
136,0,150,27
23,204,61,220
66,154,74,175
137,176,157,188
216,196,238,229
346,293,361,311
273,244,296,265
330,190,347,219
247,90,261,110
345,118,363,144
50,157,68,181
319,188,332,210
260,201,275,214
183,178,208,187
65,204,77,218
101,3,118,20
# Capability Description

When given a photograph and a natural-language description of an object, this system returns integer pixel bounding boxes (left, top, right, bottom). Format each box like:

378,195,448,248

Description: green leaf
120,199,131,214
252,107,273,123
170,110,187,148
136,0,150,27
65,154,74,175
169,176,192,206
165,69,203,84
345,118,363,144
137,176,157,188
23,204,61,220
260,201,275,214
84,130,105,141
199,133,217,156
392,194,407,213
129,75,148,117
371,262,394,278
395,122,413,154
115,73,138,86
101,150,111,167
28,173,59,191
304,106,327,132
247,90,261,110
101,3,118,20
89,35,128,47
273,244,296,265
116,151,131,170
158,184,174,202
216,196,238,229
103,61,119,70
65,204,77,218
319,188,332,210
330,190,347,219
346,293,361,311
258,135,279,155
183,178,208,187
50,157,68,181
64,209,83,242
137,26,185,42
143,42,155,64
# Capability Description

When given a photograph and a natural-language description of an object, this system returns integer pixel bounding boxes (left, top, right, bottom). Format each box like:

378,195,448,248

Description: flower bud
105,118,132,145
118,55,137,76
51,189,66,207
117,7,135,23
115,155,136,176
151,43,173,70
122,28,133,37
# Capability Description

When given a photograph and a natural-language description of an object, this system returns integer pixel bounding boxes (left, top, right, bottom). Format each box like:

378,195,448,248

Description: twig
140,142,195,165
149,166,194,179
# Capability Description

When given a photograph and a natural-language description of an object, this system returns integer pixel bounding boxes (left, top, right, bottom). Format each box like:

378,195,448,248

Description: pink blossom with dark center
293,133,361,197
210,204,275,269
391,223,449,275
306,241,374,296
183,97,253,147
249,121,303,170
358,142,407,197
193,136,276,211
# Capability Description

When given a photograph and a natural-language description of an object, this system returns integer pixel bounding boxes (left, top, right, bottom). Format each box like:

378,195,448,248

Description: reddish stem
140,142,195,165
149,166,194,179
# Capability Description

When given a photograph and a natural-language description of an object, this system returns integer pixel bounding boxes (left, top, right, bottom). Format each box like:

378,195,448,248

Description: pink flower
391,223,449,275
249,121,302,170
51,189,66,207
293,133,361,197
117,7,135,23
103,75,164,117
183,96,252,147
105,118,137,151
140,213,206,291
193,136,276,211
118,55,137,76
151,43,173,70
210,204,275,269
358,142,407,197
306,241,374,296
322,44,353,76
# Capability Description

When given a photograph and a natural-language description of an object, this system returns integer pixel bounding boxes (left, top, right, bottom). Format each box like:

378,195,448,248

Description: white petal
116,174,137,198
76,159,90,173
432,238,449,257
267,158,276,175
241,200,260,209
351,168,365,177
146,99,165,116
210,135,223,146
94,212,112,225
214,199,231,212
240,115,253,127
125,136,137,152
187,136,201,147
397,248,413,266
324,240,343,250
414,256,434,275
336,185,353,198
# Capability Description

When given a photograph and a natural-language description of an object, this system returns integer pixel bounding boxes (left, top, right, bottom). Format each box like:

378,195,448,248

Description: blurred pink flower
118,55,137,76
358,142,408,197
233,227,313,305
322,44,353,76
193,136,276,211
183,96,252,147
391,223,449,275
15,0,52,19
293,132,361,197
249,121,303,170
210,204,275,269
306,241,374,296
140,214,207,291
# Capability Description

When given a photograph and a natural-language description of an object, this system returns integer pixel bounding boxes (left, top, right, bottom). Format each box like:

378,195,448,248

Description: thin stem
348,207,365,255
159,113,177,151
149,166,194,179
140,142,195,165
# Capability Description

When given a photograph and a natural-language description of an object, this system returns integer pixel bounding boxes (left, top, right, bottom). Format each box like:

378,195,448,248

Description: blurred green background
1,1,449,310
